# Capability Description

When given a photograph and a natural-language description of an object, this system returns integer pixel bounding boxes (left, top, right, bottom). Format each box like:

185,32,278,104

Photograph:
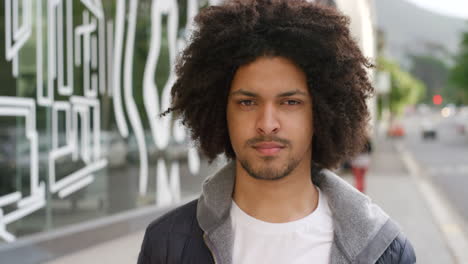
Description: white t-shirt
230,187,334,264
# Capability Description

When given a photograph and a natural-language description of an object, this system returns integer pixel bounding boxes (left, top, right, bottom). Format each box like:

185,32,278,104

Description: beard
238,155,301,181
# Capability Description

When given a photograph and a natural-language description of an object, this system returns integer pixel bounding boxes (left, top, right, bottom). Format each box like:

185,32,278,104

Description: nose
256,103,280,135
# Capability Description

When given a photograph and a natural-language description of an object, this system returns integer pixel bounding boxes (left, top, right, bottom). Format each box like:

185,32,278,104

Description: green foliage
449,27,468,104
409,54,449,103
377,57,426,116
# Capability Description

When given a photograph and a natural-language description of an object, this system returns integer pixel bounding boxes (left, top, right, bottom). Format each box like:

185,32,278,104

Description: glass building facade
0,0,223,246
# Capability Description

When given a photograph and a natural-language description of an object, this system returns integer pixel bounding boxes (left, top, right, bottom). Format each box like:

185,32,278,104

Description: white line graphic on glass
143,0,178,151
156,159,181,206
125,0,148,195
143,0,179,201
174,0,200,175
106,20,114,97
75,11,98,98
48,0,74,98
143,0,202,203
112,0,129,138
0,97,46,242
38,0,79,105
48,97,108,199
44,0,63,105
36,0,51,106
4,0,32,77
46,1,107,199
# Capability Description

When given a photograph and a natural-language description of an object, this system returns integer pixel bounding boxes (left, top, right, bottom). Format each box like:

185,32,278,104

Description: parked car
387,123,405,138
421,119,437,140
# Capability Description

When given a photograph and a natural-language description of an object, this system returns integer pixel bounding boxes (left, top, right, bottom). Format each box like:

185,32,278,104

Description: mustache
245,136,291,147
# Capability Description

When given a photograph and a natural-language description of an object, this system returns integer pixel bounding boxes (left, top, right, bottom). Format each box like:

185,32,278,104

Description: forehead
230,56,310,96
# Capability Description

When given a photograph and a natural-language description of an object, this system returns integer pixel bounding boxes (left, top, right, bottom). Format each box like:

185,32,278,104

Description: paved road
401,113,468,234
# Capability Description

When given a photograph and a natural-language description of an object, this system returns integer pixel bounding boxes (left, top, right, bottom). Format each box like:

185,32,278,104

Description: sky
405,0,468,19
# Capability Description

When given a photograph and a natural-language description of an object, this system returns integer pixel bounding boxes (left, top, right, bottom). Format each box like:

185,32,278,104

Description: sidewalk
343,136,455,264
48,136,456,264
46,230,144,264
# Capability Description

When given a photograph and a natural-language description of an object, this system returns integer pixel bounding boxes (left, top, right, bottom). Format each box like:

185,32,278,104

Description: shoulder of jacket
377,232,416,264
145,199,199,237
138,200,200,263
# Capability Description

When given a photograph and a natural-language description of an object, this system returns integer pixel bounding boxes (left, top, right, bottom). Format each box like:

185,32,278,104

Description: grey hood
197,161,401,264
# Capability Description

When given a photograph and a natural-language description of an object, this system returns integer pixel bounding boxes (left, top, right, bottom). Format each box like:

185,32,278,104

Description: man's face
227,56,313,181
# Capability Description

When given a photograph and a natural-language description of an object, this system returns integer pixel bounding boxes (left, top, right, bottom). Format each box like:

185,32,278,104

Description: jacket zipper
203,233,220,264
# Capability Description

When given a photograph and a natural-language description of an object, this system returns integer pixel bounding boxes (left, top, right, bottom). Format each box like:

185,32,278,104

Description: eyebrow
229,89,309,98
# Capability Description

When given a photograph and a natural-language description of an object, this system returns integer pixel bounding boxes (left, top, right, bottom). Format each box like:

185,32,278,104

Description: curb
395,142,468,264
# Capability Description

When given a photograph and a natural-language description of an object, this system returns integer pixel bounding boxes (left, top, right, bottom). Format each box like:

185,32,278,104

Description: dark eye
238,100,255,106
283,100,301,105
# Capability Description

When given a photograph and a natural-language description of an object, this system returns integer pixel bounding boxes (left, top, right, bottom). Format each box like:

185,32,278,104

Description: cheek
230,120,250,144
227,106,247,151
287,111,313,144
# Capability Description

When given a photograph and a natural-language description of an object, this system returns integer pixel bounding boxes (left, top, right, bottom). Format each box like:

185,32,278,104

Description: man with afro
138,0,416,263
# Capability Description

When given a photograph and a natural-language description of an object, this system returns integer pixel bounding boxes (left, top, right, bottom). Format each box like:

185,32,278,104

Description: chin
239,156,300,181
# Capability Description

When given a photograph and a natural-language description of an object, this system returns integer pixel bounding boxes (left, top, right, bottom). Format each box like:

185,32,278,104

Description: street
401,112,468,237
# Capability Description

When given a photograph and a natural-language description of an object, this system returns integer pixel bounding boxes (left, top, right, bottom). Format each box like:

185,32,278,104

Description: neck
232,159,319,223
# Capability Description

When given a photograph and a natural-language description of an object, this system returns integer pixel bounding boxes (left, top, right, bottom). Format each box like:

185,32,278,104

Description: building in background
335,0,378,133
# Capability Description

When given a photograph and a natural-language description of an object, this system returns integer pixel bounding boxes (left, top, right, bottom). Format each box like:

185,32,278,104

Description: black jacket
137,200,416,264
138,162,416,263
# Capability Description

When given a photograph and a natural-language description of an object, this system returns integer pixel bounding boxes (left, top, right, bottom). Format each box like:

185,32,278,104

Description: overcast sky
405,0,468,19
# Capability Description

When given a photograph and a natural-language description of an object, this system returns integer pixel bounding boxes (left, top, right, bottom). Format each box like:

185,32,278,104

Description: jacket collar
197,161,401,263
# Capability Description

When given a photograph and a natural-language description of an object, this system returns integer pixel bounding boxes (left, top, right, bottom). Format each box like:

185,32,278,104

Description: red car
387,123,405,138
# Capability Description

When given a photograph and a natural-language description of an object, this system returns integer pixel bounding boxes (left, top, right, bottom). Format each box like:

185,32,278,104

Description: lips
253,142,285,155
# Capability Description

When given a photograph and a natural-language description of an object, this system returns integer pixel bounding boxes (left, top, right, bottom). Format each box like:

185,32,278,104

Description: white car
421,119,436,140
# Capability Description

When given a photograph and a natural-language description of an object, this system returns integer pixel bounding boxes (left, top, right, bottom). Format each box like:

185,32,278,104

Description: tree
409,55,449,103
450,27,468,104
377,57,426,118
